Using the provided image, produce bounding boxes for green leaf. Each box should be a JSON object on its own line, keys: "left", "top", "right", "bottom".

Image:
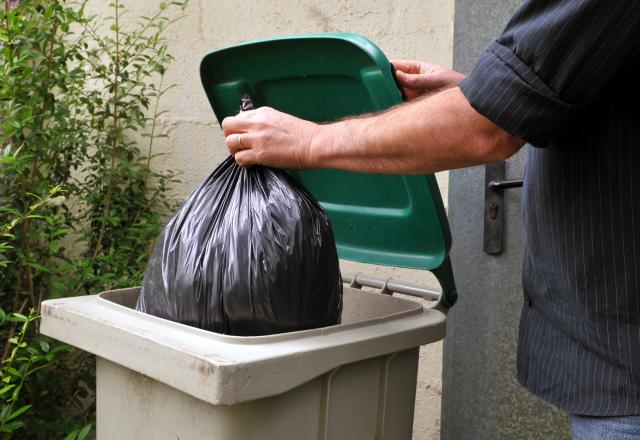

{"left": 4, "top": 368, "right": 21, "bottom": 378}
{"left": 6, "top": 404, "right": 31, "bottom": 422}
{"left": 0, "top": 405, "right": 8, "bottom": 422}
{"left": 0, "top": 156, "right": 16, "bottom": 165}
{"left": 38, "top": 340, "right": 50, "bottom": 353}
{"left": 0, "top": 385, "right": 15, "bottom": 395}
{"left": 78, "top": 423, "right": 92, "bottom": 440}
{"left": 11, "top": 313, "right": 27, "bottom": 322}
{"left": 26, "top": 261, "right": 50, "bottom": 273}
{"left": 11, "top": 384, "right": 22, "bottom": 401}
{"left": 63, "top": 429, "right": 79, "bottom": 440}
{"left": 0, "top": 420, "right": 24, "bottom": 432}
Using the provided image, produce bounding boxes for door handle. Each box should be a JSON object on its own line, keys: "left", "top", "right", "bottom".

{"left": 488, "top": 179, "right": 523, "bottom": 191}
{"left": 483, "top": 162, "right": 523, "bottom": 255}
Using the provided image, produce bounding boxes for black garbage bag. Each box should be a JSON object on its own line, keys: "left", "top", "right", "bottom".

{"left": 136, "top": 99, "right": 342, "bottom": 336}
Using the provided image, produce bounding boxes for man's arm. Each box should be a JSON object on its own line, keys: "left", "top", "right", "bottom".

{"left": 222, "top": 86, "right": 524, "bottom": 174}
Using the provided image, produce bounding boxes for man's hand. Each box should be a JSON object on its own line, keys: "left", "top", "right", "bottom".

{"left": 392, "top": 60, "right": 465, "bottom": 100}
{"left": 222, "top": 107, "right": 319, "bottom": 169}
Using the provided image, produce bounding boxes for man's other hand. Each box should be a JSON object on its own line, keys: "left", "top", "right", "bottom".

{"left": 222, "top": 106, "right": 318, "bottom": 169}
{"left": 392, "top": 60, "right": 465, "bottom": 100}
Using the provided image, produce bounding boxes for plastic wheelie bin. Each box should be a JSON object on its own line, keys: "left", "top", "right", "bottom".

{"left": 40, "top": 33, "right": 457, "bottom": 440}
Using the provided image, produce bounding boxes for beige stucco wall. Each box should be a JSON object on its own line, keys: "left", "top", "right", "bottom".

{"left": 89, "top": 1, "right": 454, "bottom": 439}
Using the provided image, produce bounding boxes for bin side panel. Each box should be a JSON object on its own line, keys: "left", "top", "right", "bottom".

{"left": 323, "top": 348, "right": 418, "bottom": 440}
{"left": 97, "top": 358, "right": 323, "bottom": 440}
{"left": 96, "top": 351, "right": 420, "bottom": 440}
{"left": 324, "top": 357, "right": 381, "bottom": 439}
{"left": 383, "top": 348, "right": 419, "bottom": 440}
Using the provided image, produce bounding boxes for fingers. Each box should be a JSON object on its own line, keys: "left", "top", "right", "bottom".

{"left": 395, "top": 70, "right": 458, "bottom": 92}
{"left": 395, "top": 71, "right": 446, "bottom": 91}
{"left": 222, "top": 107, "right": 271, "bottom": 157}
{"left": 221, "top": 109, "right": 259, "bottom": 135}
{"left": 225, "top": 132, "right": 253, "bottom": 155}
{"left": 233, "top": 149, "right": 257, "bottom": 167}
{"left": 390, "top": 59, "right": 424, "bottom": 74}
{"left": 222, "top": 109, "right": 261, "bottom": 155}
{"left": 221, "top": 106, "right": 279, "bottom": 134}
{"left": 221, "top": 115, "right": 244, "bottom": 135}
{"left": 395, "top": 70, "right": 430, "bottom": 87}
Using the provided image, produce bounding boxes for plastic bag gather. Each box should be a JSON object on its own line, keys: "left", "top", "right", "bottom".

{"left": 136, "top": 99, "right": 342, "bottom": 336}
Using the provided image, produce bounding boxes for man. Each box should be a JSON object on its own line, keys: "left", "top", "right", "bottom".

{"left": 222, "top": 1, "right": 640, "bottom": 438}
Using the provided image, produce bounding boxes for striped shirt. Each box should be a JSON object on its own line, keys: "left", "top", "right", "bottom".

{"left": 460, "top": 1, "right": 640, "bottom": 416}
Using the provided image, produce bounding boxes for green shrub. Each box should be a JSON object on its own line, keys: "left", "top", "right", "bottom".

{"left": 0, "top": 0, "right": 187, "bottom": 437}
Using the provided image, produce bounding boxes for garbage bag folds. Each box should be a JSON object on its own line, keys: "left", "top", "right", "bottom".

{"left": 136, "top": 155, "right": 343, "bottom": 336}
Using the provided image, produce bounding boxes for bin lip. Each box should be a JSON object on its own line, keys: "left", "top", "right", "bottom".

{"left": 95, "top": 286, "right": 425, "bottom": 344}
{"left": 40, "top": 287, "right": 446, "bottom": 405}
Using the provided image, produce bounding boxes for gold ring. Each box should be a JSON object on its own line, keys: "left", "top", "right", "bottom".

{"left": 237, "top": 134, "right": 246, "bottom": 150}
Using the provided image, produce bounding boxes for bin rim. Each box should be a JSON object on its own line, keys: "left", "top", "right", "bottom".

{"left": 95, "top": 286, "right": 426, "bottom": 343}
{"left": 40, "top": 285, "right": 445, "bottom": 405}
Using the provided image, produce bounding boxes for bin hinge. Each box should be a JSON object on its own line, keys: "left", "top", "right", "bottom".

{"left": 341, "top": 271, "right": 440, "bottom": 301}
{"left": 483, "top": 161, "right": 523, "bottom": 255}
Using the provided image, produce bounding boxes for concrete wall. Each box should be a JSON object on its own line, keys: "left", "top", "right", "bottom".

{"left": 87, "top": 1, "right": 455, "bottom": 439}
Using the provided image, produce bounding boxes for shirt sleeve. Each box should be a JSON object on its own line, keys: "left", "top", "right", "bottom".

{"left": 459, "top": 0, "right": 640, "bottom": 147}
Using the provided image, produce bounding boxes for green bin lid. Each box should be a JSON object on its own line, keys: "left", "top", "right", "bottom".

{"left": 200, "top": 33, "right": 457, "bottom": 307}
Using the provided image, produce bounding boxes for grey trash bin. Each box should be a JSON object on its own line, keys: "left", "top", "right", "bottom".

{"left": 41, "top": 280, "right": 445, "bottom": 439}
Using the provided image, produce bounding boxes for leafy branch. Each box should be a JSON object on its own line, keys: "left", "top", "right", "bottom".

{"left": 0, "top": 0, "right": 188, "bottom": 437}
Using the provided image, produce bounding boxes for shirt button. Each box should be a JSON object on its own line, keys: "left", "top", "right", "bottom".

{"left": 525, "top": 296, "right": 532, "bottom": 307}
